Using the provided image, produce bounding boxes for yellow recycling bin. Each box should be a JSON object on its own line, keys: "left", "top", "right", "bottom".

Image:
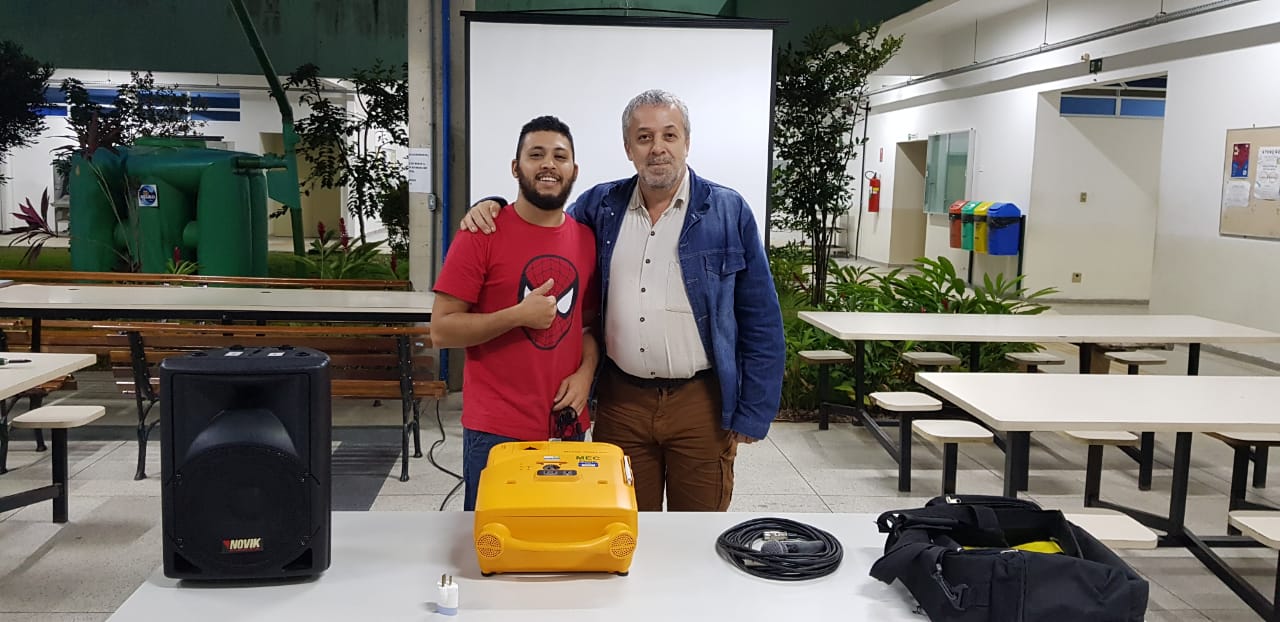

{"left": 973, "top": 202, "right": 993, "bottom": 253}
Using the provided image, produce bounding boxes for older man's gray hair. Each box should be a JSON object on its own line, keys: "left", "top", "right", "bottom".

{"left": 622, "top": 89, "right": 691, "bottom": 142}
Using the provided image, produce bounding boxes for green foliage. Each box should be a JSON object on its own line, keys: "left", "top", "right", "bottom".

{"left": 772, "top": 250, "right": 1058, "bottom": 412}
{"left": 286, "top": 61, "right": 408, "bottom": 242}
{"left": 290, "top": 220, "right": 395, "bottom": 280}
{"left": 8, "top": 188, "right": 59, "bottom": 266}
{"left": 165, "top": 258, "right": 200, "bottom": 276}
{"left": 0, "top": 41, "right": 54, "bottom": 183}
{"left": 380, "top": 180, "right": 410, "bottom": 260}
{"left": 772, "top": 24, "right": 902, "bottom": 306}
{"left": 53, "top": 72, "right": 208, "bottom": 176}
{"left": 165, "top": 245, "right": 199, "bottom": 275}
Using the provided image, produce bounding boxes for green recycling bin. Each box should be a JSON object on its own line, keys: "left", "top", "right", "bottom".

{"left": 960, "top": 202, "right": 978, "bottom": 251}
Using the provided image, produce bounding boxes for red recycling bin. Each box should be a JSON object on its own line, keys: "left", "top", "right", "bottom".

{"left": 948, "top": 200, "right": 967, "bottom": 249}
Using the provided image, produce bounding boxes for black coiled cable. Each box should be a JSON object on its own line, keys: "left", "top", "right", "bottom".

{"left": 715, "top": 517, "right": 844, "bottom": 581}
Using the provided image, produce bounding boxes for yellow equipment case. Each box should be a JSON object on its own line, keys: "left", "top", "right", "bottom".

{"left": 474, "top": 441, "right": 638, "bottom": 576}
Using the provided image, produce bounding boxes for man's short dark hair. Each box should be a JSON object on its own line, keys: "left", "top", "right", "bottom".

{"left": 517, "top": 115, "right": 575, "bottom": 159}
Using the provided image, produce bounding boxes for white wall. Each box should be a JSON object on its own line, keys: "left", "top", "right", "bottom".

{"left": 857, "top": 86, "right": 1037, "bottom": 281}
{"left": 3, "top": 114, "right": 70, "bottom": 230}
{"left": 1151, "top": 41, "right": 1280, "bottom": 336}
{"left": 860, "top": 0, "right": 1280, "bottom": 316}
{"left": 1025, "top": 94, "right": 1163, "bottom": 300}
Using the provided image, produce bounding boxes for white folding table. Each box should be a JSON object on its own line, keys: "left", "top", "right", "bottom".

{"left": 107, "top": 511, "right": 919, "bottom": 621}
{"left": 797, "top": 311, "right": 1280, "bottom": 493}
{"left": 0, "top": 284, "right": 435, "bottom": 347}
{"left": 917, "top": 371, "right": 1280, "bottom": 618}
{"left": 0, "top": 352, "right": 98, "bottom": 521}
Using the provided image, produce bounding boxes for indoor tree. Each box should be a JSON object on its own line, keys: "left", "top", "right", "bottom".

{"left": 772, "top": 24, "right": 902, "bottom": 306}
{"left": 0, "top": 41, "right": 54, "bottom": 184}
{"left": 285, "top": 60, "right": 408, "bottom": 253}
{"left": 53, "top": 71, "right": 208, "bottom": 175}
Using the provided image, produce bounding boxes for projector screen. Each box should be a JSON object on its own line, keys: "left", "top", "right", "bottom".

{"left": 466, "top": 15, "right": 776, "bottom": 235}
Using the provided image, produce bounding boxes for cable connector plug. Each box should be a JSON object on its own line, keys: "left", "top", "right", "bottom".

{"left": 437, "top": 573, "right": 458, "bottom": 616}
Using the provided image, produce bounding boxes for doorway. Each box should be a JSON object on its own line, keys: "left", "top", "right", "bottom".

{"left": 888, "top": 140, "right": 928, "bottom": 265}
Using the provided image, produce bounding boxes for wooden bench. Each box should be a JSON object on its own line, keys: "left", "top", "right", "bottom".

{"left": 94, "top": 322, "right": 446, "bottom": 482}
{"left": 0, "top": 405, "right": 105, "bottom": 523}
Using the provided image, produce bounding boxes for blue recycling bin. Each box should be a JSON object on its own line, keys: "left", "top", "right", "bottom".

{"left": 987, "top": 203, "right": 1022, "bottom": 256}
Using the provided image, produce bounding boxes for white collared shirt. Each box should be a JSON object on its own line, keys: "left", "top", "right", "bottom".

{"left": 606, "top": 169, "right": 711, "bottom": 379}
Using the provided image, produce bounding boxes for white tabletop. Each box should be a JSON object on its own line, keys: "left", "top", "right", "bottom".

{"left": 0, "top": 352, "right": 96, "bottom": 400}
{"left": 0, "top": 284, "right": 433, "bottom": 322}
{"left": 798, "top": 311, "right": 1280, "bottom": 344}
{"left": 108, "top": 511, "right": 919, "bottom": 622}
{"left": 917, "top": 372, "right": 1280, "bottom": 433}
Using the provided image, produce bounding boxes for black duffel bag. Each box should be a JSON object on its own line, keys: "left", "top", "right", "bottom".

{"left": 869, "top": 495, "right": 1149, "bottom": 621}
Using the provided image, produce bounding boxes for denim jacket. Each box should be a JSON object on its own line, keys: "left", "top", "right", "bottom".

{"left": 568, "top": 168, "right": 784, "bottom": 439}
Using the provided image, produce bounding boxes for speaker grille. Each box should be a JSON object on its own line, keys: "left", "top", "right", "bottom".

{"left": 171, "top": 444, "right": 314, "bottom": 573}
{"left": 476, "top": 533, "right": 503, "bottom": 558}
{"left": 610, "top": 534, "right": 636, "bottom": 559}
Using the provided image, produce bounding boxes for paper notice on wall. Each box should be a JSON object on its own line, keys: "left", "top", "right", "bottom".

{"left": 1224, "top": 180, "right": 1251, "bottom": 208}
{"left": 408, "top": 148, "right": 432, "bottom": 194}
{"left": 1255, "top": 146, "right": 1280, "bottom": 200}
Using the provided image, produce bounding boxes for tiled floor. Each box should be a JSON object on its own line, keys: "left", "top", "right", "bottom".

{"left": 4, "top": 312, "right": 1280, "bottom": 619}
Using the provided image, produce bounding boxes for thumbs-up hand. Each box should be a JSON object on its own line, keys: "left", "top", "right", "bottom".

{"left": 518, "top": 278, "right": 557, "bottom": 329}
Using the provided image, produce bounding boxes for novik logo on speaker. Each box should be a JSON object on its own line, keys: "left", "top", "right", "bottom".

{"left": 221, "top": 538, "right": 264, "bottom": 553}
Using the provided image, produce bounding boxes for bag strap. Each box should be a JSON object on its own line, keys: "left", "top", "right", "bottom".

{"left": 869, "top": 538, "right": 969, "bottom": 612}
{"left": 877, "top": 505, "right": 999, "bottom": 533}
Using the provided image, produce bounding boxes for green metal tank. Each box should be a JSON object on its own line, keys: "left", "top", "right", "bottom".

{"left": 70, "top": 137, "right": 284, "bottom": 276}
{"left": 68, "top": 149, "right": 129, "bottom": 272}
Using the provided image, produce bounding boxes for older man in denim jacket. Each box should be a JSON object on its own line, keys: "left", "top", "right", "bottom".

{"left": 463, "top": 90, "right": 784, "bottom": 511}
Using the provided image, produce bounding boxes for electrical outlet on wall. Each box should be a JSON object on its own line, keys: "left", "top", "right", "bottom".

{"left": 1071, "top": 272, "right": 1082, "bottom": 283}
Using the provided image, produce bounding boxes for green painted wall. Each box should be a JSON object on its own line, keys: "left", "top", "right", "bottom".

{"left": 474, "top": 0, "right": 930, "bottom": 48}
{"left": 0, "top": 0, "right": 928, "bottom": 77}
{"left": 0, "top": 0, "right": 407, "bottom": 76}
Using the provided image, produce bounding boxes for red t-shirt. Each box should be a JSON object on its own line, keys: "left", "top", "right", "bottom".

{"left": 433, "top": 205, "right": 597, "bottom": 440}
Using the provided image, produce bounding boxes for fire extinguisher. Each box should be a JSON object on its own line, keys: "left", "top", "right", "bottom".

{"left": 866, "top": 171, "right": 881, "bottom": 212}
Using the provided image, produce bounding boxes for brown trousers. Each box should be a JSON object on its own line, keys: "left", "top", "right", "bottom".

{"left": 592, "top": 364, "right": 736, "bottom": 511}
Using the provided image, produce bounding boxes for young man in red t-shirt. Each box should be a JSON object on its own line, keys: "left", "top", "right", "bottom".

{"left": 431, "top": 116, "right": 598, "bottom": 510}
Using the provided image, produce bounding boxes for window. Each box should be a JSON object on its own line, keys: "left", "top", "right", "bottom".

{"left": 924, "top": 129, "right": 973, "bottom": 215}
{"left": 1060, "top": 76, "right": 1166, "bottom": 119}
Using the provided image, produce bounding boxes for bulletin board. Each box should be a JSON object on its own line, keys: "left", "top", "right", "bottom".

{"left": 1220, "top": 126, "right": 1280, "bottom": 240}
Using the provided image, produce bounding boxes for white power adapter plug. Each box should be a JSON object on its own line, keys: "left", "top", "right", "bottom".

{"left": 437, "top": 573, "right": 459, "bottom": 616}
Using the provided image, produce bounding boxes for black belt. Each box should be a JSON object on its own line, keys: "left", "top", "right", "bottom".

{"left": 607, "top": 359, "right": 712, "bottom": 391}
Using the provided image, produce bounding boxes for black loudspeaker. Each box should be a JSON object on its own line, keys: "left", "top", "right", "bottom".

{"left": 160, "top": 346, "right": 331, "bottom": 580}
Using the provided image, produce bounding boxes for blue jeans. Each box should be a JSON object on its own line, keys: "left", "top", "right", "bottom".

{"left": 462, "top": 428, "right": 585, "bottom": 511}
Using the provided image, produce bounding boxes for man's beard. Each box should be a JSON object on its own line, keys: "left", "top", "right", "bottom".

{"left": 640, "top": 160, "right": 680, "bottom": 190}
{"left": 518, "top": 171, "right": 576, "bottom": 211}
